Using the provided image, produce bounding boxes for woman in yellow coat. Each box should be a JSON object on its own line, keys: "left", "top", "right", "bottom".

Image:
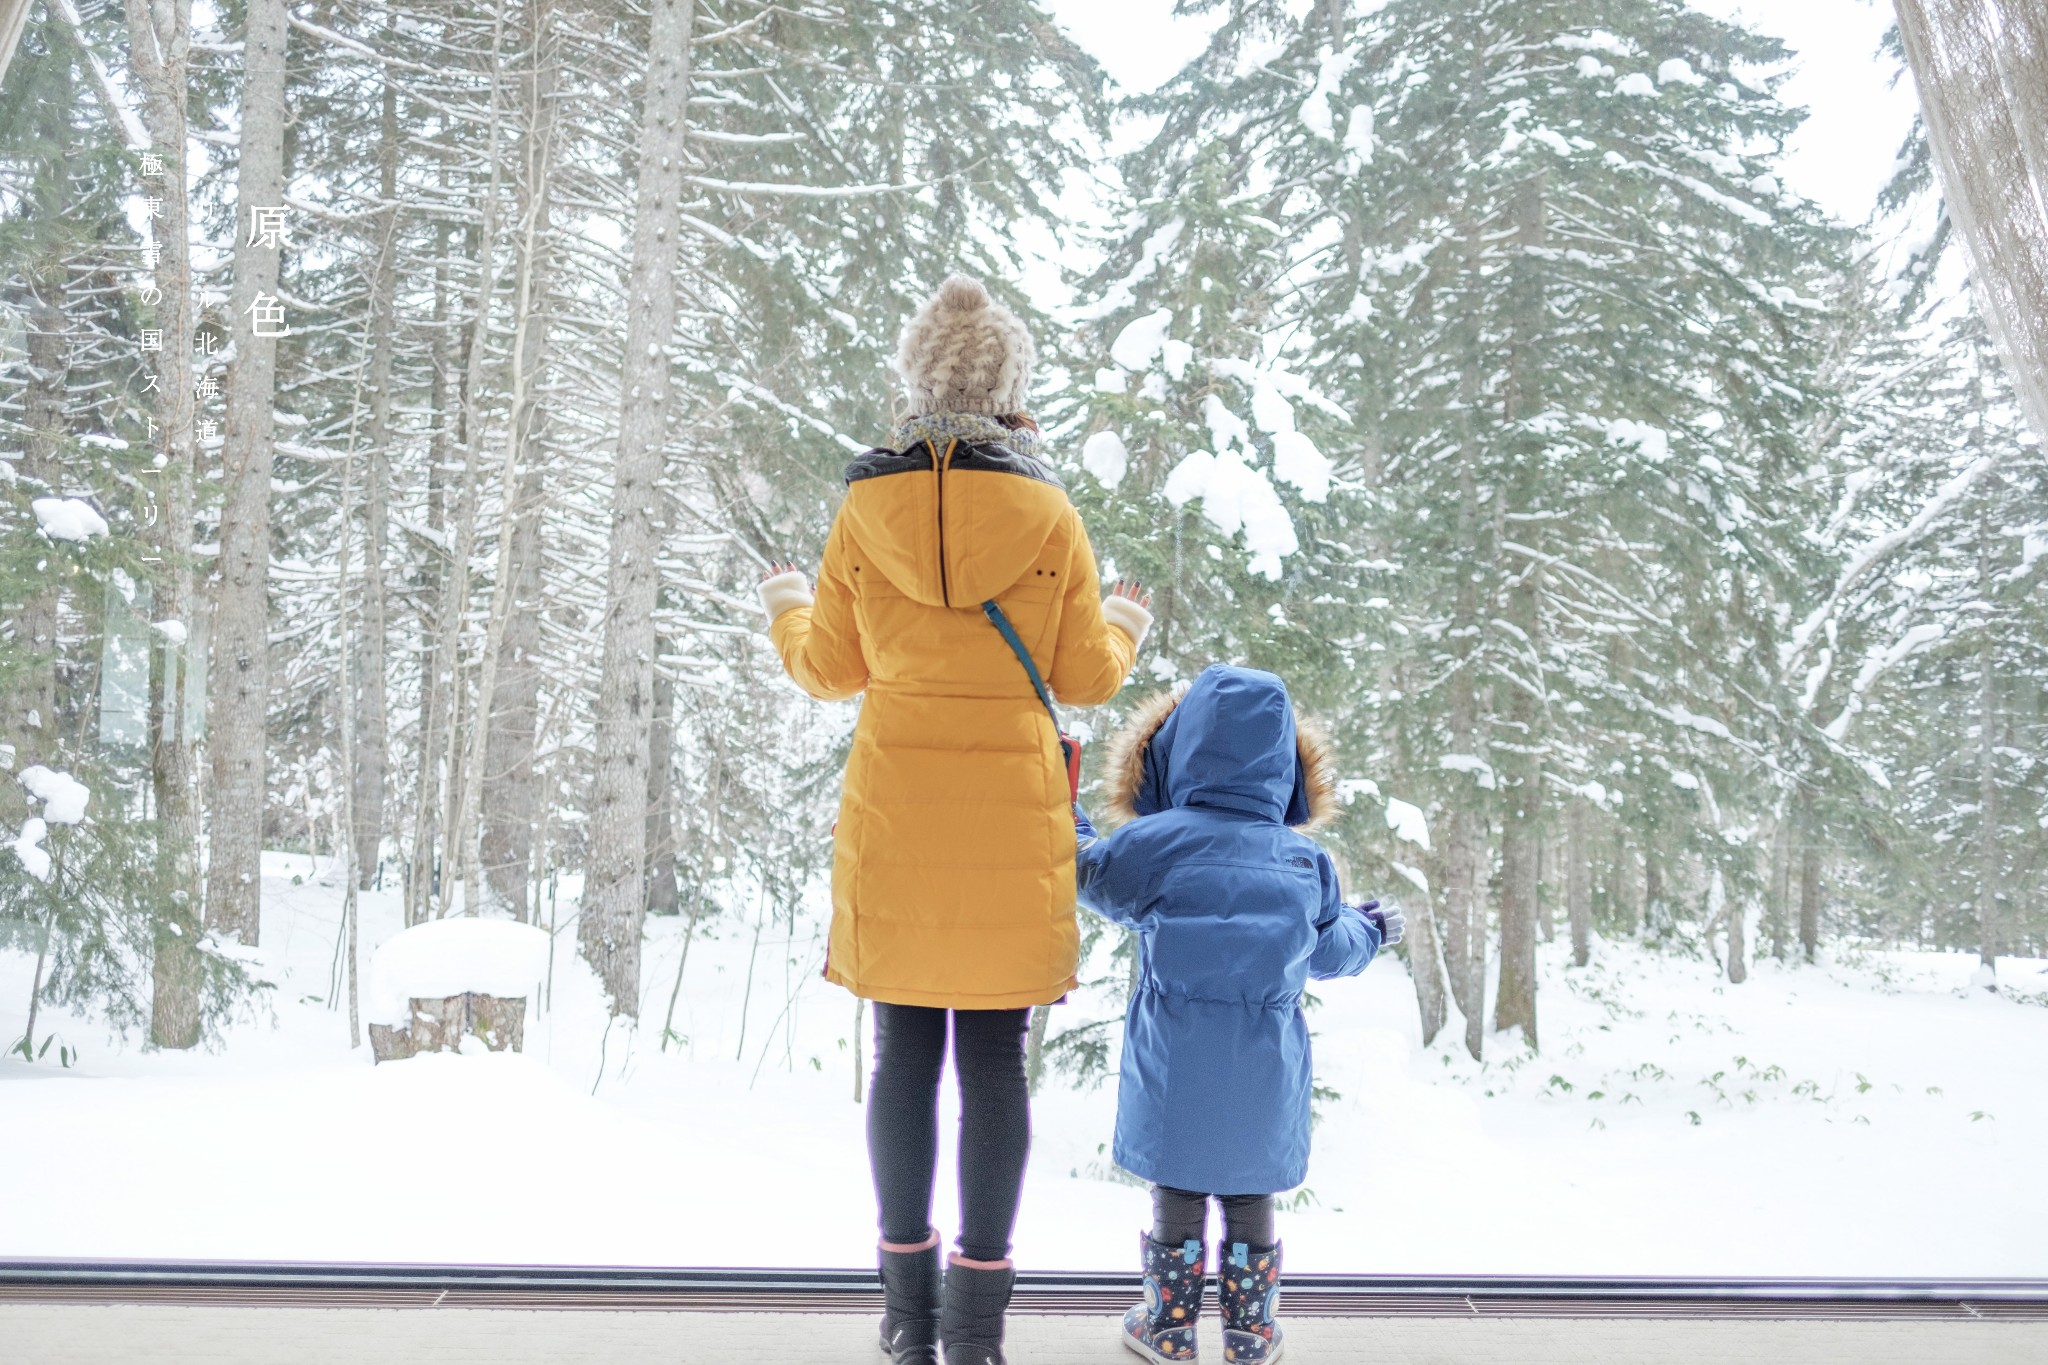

{"left": 759, "top": 275, "right": 1150, "bottom": 1365}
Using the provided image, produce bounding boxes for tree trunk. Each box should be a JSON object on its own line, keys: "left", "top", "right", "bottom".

{"left": 477, "top": 3, "right": 558, "bottom": 919}
{"left": 1724, "top": 868, "right": 1747, "bottom": 984}
{"left": 644, "top": 652, "right": 679, "bottom": 917}
{"left": 352, "top": 16, "right": 400, "bottom": 891}
{"left": 482, "top": 468, "right": 545, "bottom": 919}
{"left": 581, "top": 0, "right": 695, "bottom": 1015}
{"left": 126, "top": 0, "right": 204, "bottom": 1049}
{"left": 406, "top": 216, "right": 458, "bottom": 928}
{"left": 1493, "top": 570, "right": 1542, "bottom": 1051}
{"left": 1643, "top": 855, "right": 1663, "bottom": 940}
{"left": 1798, "top": 802, "right": 1821, "bottom": 964}
{"left": 1766, "top": 801, "right": 1792, "bottom": 960}
{"left": 6, "top": 267, "right": 66, "bottom": 818}
{"left": 1566, "top": 799, "right": 1591, "bottom": 968}
{"left": 1441, "top": 808, "right": 1485, "bottom": 1060}
{"left": 1976, "top": 504, "right": 2000, "bottom": 989}
{"left": 203, "top": 0, "right": 289, "bottom": 946}
{"left": 1404, "top": 886, "right": 1451, "bottom": 1047}
{"left": 454, "top": 0, "right": 558, "bottom": 917}
{"left": 1025, "top": 1001, "right": 1050, "bottom": 1094}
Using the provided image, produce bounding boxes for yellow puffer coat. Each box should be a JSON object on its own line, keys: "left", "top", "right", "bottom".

{"left": 769, "top": 437, "right": 1143, "bottom": 1008}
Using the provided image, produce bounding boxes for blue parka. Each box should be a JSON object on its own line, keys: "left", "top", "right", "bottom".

{"left": 1076, "top": 665, "right": 1381, "bottom": 1196}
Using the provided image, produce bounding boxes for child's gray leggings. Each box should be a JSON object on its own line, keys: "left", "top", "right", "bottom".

{"left": 1152, "top": 1185, "right": 1277, "bottom": 1248}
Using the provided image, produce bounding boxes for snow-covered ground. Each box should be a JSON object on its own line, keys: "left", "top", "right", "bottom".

{"left": 4, "top": 852, "right": 2045, "bottom": 1277}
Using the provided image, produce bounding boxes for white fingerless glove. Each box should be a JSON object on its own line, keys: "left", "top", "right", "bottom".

{"left": 758, "top": 570, "right": 814, "bottom": 621}
{"left": 1100, "top": 593, "right": 1154, "bottom": 650}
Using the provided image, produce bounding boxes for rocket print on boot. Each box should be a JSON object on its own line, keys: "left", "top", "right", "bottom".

{"left": 1217, "top": 1242, "right": 1284, "bottom": 1365}
{"left": 1121, "top": 1234, "right": 1204, "bottom": 1363}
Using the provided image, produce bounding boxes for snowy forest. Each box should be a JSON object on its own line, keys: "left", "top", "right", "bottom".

{"left": 3, "top": 0, "right": 2048, "bottom": 1271}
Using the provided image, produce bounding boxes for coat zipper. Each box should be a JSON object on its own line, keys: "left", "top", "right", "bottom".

{"left": 934, "top": 438, "right": 957, "bottom": 607}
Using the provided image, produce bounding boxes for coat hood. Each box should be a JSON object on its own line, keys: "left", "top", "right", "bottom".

{"left": 839, "top": 431, "right": 1069, "bottom": 608}
{"left": 1103, "top": 664, "right": 1339, "bottom": 830}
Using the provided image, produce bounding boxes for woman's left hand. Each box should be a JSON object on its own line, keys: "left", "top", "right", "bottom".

{"left": 758, "top": 560, "right": 814, "bottom": 620}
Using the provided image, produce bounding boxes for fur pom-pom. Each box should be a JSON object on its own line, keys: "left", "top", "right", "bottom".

{"left": 937, "top": 274, "right": 990, "bottom": 311}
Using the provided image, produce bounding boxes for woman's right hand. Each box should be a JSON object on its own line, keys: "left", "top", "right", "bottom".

{"left": 762, "top": 560, "right": 799, "bottom": 580}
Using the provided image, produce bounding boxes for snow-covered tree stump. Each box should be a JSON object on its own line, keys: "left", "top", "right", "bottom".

{"left": 365, "top": 919, "right": 548, "bottom": 1064}
{"left": 369, "top": 992, "right": 529, "bottom": 1062}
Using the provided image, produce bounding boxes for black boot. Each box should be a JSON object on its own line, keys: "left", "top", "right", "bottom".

{"left": 940, "top": 1257, "right": 1017, "bottom": 1365}
{"left": 878, "top": 1239, "right": 943, "bottom": 1365}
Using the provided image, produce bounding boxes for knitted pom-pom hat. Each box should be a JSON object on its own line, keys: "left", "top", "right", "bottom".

{"left": 894, "top": 274, "right": 1035, "bottom": 416}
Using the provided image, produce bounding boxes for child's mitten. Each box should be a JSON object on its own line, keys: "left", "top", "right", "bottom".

{"left": 1361, "top": 901, "right": 1405, "bottom": 947}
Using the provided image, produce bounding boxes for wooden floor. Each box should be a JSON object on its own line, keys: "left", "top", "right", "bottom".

{"left": 6, "top": 1305, "right": 2047, "bottom": 1364}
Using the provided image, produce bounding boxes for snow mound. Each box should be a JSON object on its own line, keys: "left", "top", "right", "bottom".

{"left": 1657, "top": 58, "right": 1706, "bottom": 87}
{"left": 1202, "top": 394, "right": 1251, "bottom": 453}
{"left": 1606, "top": 418, "right": 1671, "bottom": 462}
{"left": 1110, "top": 309, "right": 1172, "bottom": 372}
{"left": 1615, "top": 72, "right": 1657, "bottom": 98}
{"left": 32, "top": 497, "right": 109, "bottom": 542}
{"left": 367, "top": 918, "right": 550, "bottom": 1027}
{"left": 20, "top": 766, "right": 89, "bottom": 824}
{"left": 1272, "top": 431, "right": 1333, "bottom": 503}
{"left": 1081, "top": 430, "right": 1129, "bottom": 490}
{"left": 11, "top": 818, "right": 50, "bottom": 882}
{"left": 1384, "top": 797, "right": 1431, "bottom": 851}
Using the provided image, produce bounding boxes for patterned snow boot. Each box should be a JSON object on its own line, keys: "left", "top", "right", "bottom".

{"left": 1121, "top": 1233, "right": 1205, "bottom": 1362}
{"left": 940, "top": 1256, "right": 1017, "bottom": 1365}
{"left": 1217, "top": 1240, "right": 1284, "bottom": 1365}
{"left": 878, "top": 1237, "right": 943, "bottom": 1365}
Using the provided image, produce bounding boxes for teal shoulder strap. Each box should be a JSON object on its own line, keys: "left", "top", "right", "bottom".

{"left": 980, "top": 599, "right": 1059, "bottom": 727}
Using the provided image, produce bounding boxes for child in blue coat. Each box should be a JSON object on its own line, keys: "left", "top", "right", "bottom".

{"left": 1075, "top": 665, "right": 1403, "bottom": 1365}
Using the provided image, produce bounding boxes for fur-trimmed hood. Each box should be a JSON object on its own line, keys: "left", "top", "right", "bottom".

{"left": 1101, "top": 664, "right": 1339, "bottom": 831}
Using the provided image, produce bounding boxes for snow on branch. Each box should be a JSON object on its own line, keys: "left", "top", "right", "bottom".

{"left": 1784, "top": 451, "right": 2000, "bottom": 681}
{"left": 686, "top": 175, "right": 935, "bottom": 199}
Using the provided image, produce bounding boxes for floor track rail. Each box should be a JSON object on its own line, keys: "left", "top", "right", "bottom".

{"left": 4, "top": 1261, "right": 2046, "bottom": 1321}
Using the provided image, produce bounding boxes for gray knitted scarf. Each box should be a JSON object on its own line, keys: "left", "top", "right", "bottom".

{"left": 888, "top": 410, "right": 1044, "bottom": 462}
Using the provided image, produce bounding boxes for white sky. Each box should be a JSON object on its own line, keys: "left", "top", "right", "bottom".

{"left": 1042, "top": 0, "right": 1920, "bottom": 228}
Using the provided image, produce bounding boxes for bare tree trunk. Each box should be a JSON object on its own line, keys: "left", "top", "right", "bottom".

{"left": 430, "top": 27, "right": 512, "bottom": 918}
{"left": 1441, "top": 808, "right": 1484, "bottom": 1060}
{"left": 581, "top": 0, "right": 696, "bottom": 1015}
{"left": 126, "top": 0, "right": 204, "bottom": 1049}
{"left": 1976, "top": 504, "right": 2000, "bottom": 989}
{"left": 204, "top": 0, "right": 288, "bottom": 946}
{"left": 1643, "top": 855, "right": 1663, "bottom": 941}
{"left": 454, "top": 0, "right": 559, "bottom": 917}
{"left": 1766, "top": 800, "right": 1792, "bottom": 960}
{"left": 1725, "top": 868, "right": 1747, "bottom": 984}
{"left": 853, "top": 996, "right": 867, "bottom": 1103}
{"left": 406, "top": 216, "right": 458, "bottom": 928}
{"left": 1025, "top": 1002, "right": 1050, "bottom": 1094}
{"left": 1493, "top": 571, "right": 1542, "bottom": 1050}
{"left": 1893, "top": 0, "right": 2048, "bottom": 448}
{"left": 643, "top": 649, "right": 679, "bottom": 918}
{"left": 1404, "top": 886, "right": 1451, "bottom": 1047}
{"left": 6, "top": 267, "right": 66, "bottom": 819}
{"left": 1566, "top": 799, "right": 1591, "bottom": 968}
{"left": 352, "top": 17, "right": 400, "bottom": 891}
{"left": 1798, "top": 801, "right": 1821, "bottom": 964}
{"left": 482, "top": 467, "right": 546, "bottom": 919}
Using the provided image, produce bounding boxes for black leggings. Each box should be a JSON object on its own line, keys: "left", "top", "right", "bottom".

{"left": 868, "top": 1003, "right": 1033, "bottom": 1263}
{"left": 1152, "top": 1185, "right": 1277, "bottom": 1248}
